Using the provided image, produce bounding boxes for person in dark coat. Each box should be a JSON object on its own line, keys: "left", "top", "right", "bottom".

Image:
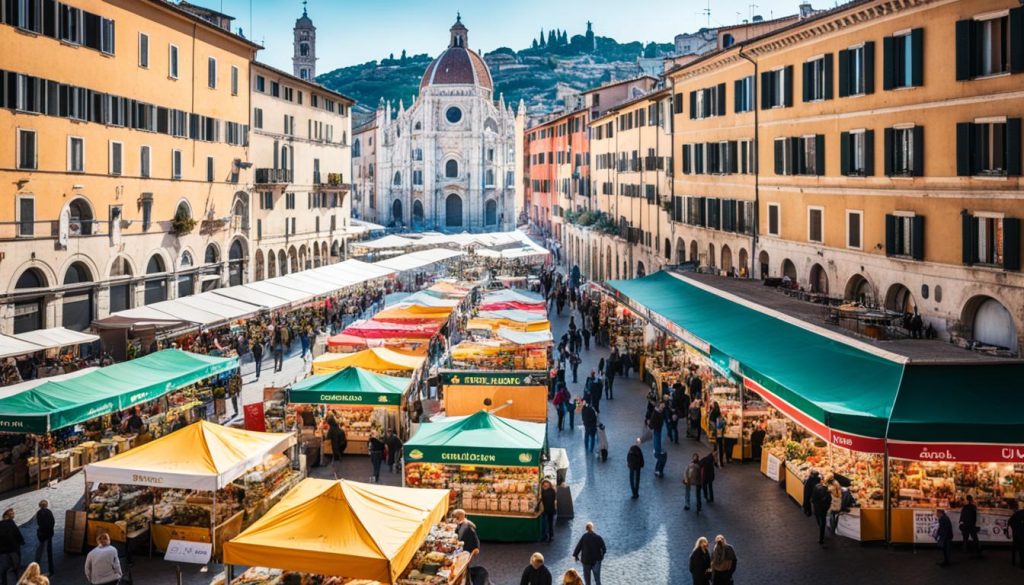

{"left": 368, "top": 431, "right": 386, "bottom": 483}
{"left": 453, "top": 509, "right": 480, "bottom": 558}
{"left": 689, "top": 536, "right": 711, "bottom": 585}
{"left": 587, "top": 374, "right": 602, "bottom": 413}
{"left": 811, "top": 479, "right": 832, "bottom": 545}
{"left": 1008, "top": 499, "right": 1024, "bottom": 567}
{"left": 604, "top": 352, "right": 617, "bottom": 400}
{"left": 325, "top": 416, "right": 347, "bottom": 478}
{"left": 626, "top": 439, "right": 644, "bottom": 499}
{"left": 540, "top": 479, "right": 557, "bottom": 542}
{"left": 0, "top": 508, "right": 24, "bottom": 585}
{"left": 520, "top": 552, "right": 553, "bottom": 585}
{"left": 749, "top": 424, "right": 766, "bottom": 461}
{"left": 581, "top": 402, "right": 598, "bottom": 454}
{"left": 33, "top": 501, "right": 54, "bottom": 576}
{"left": 959, "top": 494, "right": 981, "bottom": 556}
{"left": 802, "top": 470, "right": 821, "bottom": 517}
{"left": 385, "top": 430, "right": 403, "bottom": 473}
{"left": 250, "top": 336, "right": 264, "bottom": 379}
{"left": 935, "top": 509, "right": 954, "bottom": 567}
{"left": 700, "top": 453, "right": 717, "bottom": 503}
{"left": 572, "top": 522, "right": 606, "bottom": 585}
{"left": 709, "top": 534, "right": 737, "bottom": 585}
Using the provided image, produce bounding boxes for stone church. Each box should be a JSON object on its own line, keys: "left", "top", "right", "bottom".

{"left": 353, "top": 16, "right": 524, "bottom": 232}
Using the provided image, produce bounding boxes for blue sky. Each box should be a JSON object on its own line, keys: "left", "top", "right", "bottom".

{"left": 203, "top": 0, "right": 809, "bottom": 72}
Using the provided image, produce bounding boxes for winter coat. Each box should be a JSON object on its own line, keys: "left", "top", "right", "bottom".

{"left": 627, "top": 445, "right": 645, "bottom": 470}
{"left": 684, "top": 462, "right": 702, "bottom": 486}
{"left": 811, "top": 483, "right": 832, "bottom": 516}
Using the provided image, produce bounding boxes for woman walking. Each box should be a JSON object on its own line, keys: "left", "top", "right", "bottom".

{"left": 710, "top": 535, "right": 737, "bottom": 585}
{"left": 689, "top": 537, "right": 711, "bottom": 585}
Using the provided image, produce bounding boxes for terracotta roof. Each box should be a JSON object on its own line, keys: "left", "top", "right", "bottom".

{"left": 420, "top": 47, "right": 493, "bottom": 91}
{"left": 581, "top": 75, "right": 658, "bottom": 95}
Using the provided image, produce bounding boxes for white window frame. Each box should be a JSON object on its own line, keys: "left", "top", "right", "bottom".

{"left": 17, "top": 128, "right": 37, "bottom": 170}
{"left": 801, "top": 135, "right": 818, "bottom": 175}
{"left": 975, "top": 12, "right": 1011, "bottom": 78}
{"left": 230, "top": 65, "right": 239, "bottom": 96}
{"left": 975, "top": 116, "right": 1009, "bottom": 176}
{"left": 775, "top": 137, "right": 791, "bottom": 175}
{"left": 99, "top": 17, "right": 115, "bottom": 55}
{"left": 108, "top": 140, "right": 123, "bottom": 176}
{"left": 892, "top": 210, "right": 916, "bottom": 257}
{"left": 892, "top": 124, "right": 915, "bottom": 177}
{"left": 974, "top": 211, "right": 1005, "bottom": 266}
{"left": 767, "top": 202, "right": 781, "bottom": 236}
{"left": 845, "top": 209, "right": 863, "bottom": 250}
{"left": 138, "top": 32, "right": 149, "bottom": 68}
{"left": 59, "top": 4, "right": 83, "bottom": 45}
{"left": 850, "top": 129, "right": 867, "bottom": 176}
{"left": 140, "top": 145, "right": 151, "bottom": 178}
{"left": 807, "top": 206, "right": 825, "bottom": 243}
{"left": 16, "top": 195, "right": 35, "bottom": 238}
{"left": 172, "top": 149, "right": 182, "bottom": 180}
{"left": 207, "top": 57, "right": 217, "bottom": 89}
{"left": 772, "top": 67, "right": 787, "bottom": 108}
{"left": 67, "top": 136, "right": 85, "bottom": 173}
{"left": 806, "top": 55, "right": 828, "bottom": 101}
{"left": 168, "top": 44, "right": 179, "bottom": 79}
{"left": 848, "top": 44, "right": 866, "bottom": 96}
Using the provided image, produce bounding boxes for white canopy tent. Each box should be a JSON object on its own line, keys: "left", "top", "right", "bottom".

{"left": 481, "top": 289, "right": 545, "bottom": 304}
{"left": 496, "top": 327, "right": 554, "bottom": 345}
{"left": 0, "top": 335, "right": 45, "bottom": 360}
{"left": 375, "top": 248, "right": 464, "bottom": 272}
{"left": 355, "top": 235, "right": 416, "bottom": 250}
{"left": 12, "top": 327, "right": 98, "bottom": 350}
{"left": 173, "top": 293, "right": 262, "bottom": 323}
{"left": 477, "top": 310, "right": 549, "bottom": 323}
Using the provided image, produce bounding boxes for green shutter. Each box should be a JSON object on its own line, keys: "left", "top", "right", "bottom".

{"left": 912, "top": 126, "right": 924, "bottom": 177}
{"left": 824, "top": 54, "right": 834, "bottom": 100}
{"left": 955, "top": 19, "right": 974, "bottom": 80}
{"left": 689, "top": 91, "right": 697, "bottom": 120}
{"left": 761, "top": 71, "right": 772, "bottom": 109}
{"left": 838, "top": 49, "right": 850, "bottom": 97}
{"left": 784, "top": 65, "right": 793, "bottom": 107}
{"left": 815, "top": 134, "right": 825, "bottom": 176}
{"left": 882, "top": 36, "right": 895, "bottom": 90}
{"left": 885, "top": 214, "right": 896, "bottom": 256}
{"left": 883, "top": 128, "right": 894, "bottom": 176}
{"left": 864, "top": 129, "right": 875, "bottom": 176}
{"left": 956, "top": 122, "right": 973, "bottom": 176}
{"left": 911, "top": 216, "right": 925, "bottom": 261}
{"left": 1004, "top": 218, "right": 1021, "bottom": 271}
{"left": 1007, "top": 118, "right": 1021, "bottom": 177}
{"left": 864, "top": 41, "right": 876, "bottom": 94}
{"left": 961, "top": 213, "right": 976, "bottom": 265}
{"left": 774, "top": 140, "right": 784, "bottom": 175}
{"left": 840, "top": 132, "right": 851, "bottom": 175}
{"left": 910, "top": 28, "right": 924, "bottom": 86}
{"left": 1010, "top": 8, "right": 1024, "bottom": 74}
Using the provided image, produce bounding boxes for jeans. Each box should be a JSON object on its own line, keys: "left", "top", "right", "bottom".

{"left": 702, "top": 481, "right": 714, "bottom": 503}
{"left": 939, "top": 539, "right": 951, "bottom": 565}
{"left": 584, "top": 428, "right": 597, "bottom": 453}
{"left": 605, "top": 377, "right": 614, "bottom": 399}
{"left": 582, "top": 560, "right": 602, "bottom": 585}
{"left": 685, "top": 484, "right": 702, "bottom": 511}
{"left": 652, "top": 428, "right": 663, "bottom": 456}
{"left": 666, "top": 420, "right": 679, "bottom": 444}
{"left": 629, "top": 469, "right": 641, "bottom": 497}
{"left": 654, "top": 451, "right": 667, "bottom": 475}
{"left": 273, "top": 348, "right": 284, "bottom": 371}
{"left": 567, "top": 407, "right": 575, "bottom": 431}
{"left": 556, "top": 406, "right": 566, "bottom": 431}
{"left": 0, "top": 551, "right": 20, "bottom": 585}
{"left": 572, "top": 365, "right": 579, "bottom": 383}
{"left": 370, "top": 450, "right": 384, "bottom": 481}
{"left": 542, "top": 511, "right": 556, "bottom": 541}
{"left": 962, "top": 527, "right": 981, "bottom": 554}
{"left": 35, "top": 537, "right": 53, "bottom": 573}
{"left": 815, "top": 511, "right": 828, "bottom": 543}
{"left": 254, "top": 353, "right": 263, "bottom": 377}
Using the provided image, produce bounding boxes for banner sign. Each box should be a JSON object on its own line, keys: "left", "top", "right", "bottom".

{"left": 243, "top": 402, "right": 266, "bottom": 432}
{"left": 441, "top": 372, "right": 544, "bottom": 386}
{"left": 405, "top": 446, "right": 539, "bottom": 468}
{"left": 889, "top": 442, "right": 1024, "bottom": 464}
{"left": 288, "top": 390, "right": 401, "bottom": 406}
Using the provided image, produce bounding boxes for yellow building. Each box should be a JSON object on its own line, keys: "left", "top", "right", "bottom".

{"left": 0, "top": 0, "right": 258, "bottom": 333}
{"left": 664, "top": 0, "right": 1024, "bottom": 351}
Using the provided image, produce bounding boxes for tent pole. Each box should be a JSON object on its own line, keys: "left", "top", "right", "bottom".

{"left": 211, "top": 490, "right": 217, "bottom": 561}
{"left": 35, "top": 436, "right": 40, "bottom": 490}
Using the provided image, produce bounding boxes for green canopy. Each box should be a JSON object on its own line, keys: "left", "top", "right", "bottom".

{"left": 609, "top": 272, "right": 904, "bottom": 439}
{"left": 288, "top": 366, "right": 410, "bottom": 406}
{"left": 0, "top": 349, "right": 237, "bottom": 434}
{"left": 404, "top": 410, "right": 546, "bottom": 467}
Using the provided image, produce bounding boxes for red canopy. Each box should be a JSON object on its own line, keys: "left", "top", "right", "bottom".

{"left": 478, "top": 301, "right": 547, "bottom": 313}
{"left": 338, "top": 320, "right": 439, "bottom": 340}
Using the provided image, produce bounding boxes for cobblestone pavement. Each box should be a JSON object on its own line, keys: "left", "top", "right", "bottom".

{"left": 2, "top": 302, "right": 1021, "bottom": 584}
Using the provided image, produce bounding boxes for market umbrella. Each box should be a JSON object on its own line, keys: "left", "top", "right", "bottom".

{"left": 223, "top": 479, "right": 450, "bottom": 583}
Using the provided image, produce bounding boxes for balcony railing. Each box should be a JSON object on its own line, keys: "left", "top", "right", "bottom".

{"left": 255, "top": 168, "right": 293, "bottom": 185}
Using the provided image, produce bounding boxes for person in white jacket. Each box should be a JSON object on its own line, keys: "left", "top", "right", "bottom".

{"left": 84, "top": 534, "right": 121, "bottom": 585}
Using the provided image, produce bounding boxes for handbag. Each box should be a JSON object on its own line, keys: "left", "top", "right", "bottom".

{"left": 640, "top": 426, "right": 653, "bottom": 443}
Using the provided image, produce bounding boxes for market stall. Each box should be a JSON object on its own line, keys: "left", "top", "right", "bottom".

{"left": 404, "top": 410, "right": 547, "bottom": 541}
{"left": 223, "top": 479, "right": 467, "bottom": 585}
{"left": 440, "top": 371, "right": 548, "bottom": 423}
{"left": 477, "top": 290, "right": 546, "bottom": 314}
{"left": 449, "top": 329, "right": 551, "bottom": 372}
{"left": 467, "top": 312, "right": 550, "bottom": 334}
{"left": 83, "top": 421, "right": 299, "bottom": 555}
{"left": 288, "top": 367, "right": 412, "bottom": 454}
{"left": 311, "top": 347, "right": 425, "bottom": 376}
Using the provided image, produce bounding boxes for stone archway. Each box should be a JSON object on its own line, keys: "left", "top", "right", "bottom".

{"left": 781, "top": 258, "right": 797, "bottom": 281}
{"left": 676, "top": 238, "right": 685, "bottom": 264}
{"left": 885, "top": 283, "right": 915, "bottom": 313}
{"left": 738, "top": 249, "right": 748, "bottom": 277}
{"left": 707, "top": 243, "right": 716, "bottom": 269}
{"left": 254, "top": 249, "right": 265, "bottom": 281}
{"left": 720, "top": 245, "right": 733, "bottom": 274}
{"left": 809, "top": 263, "right": 829, "bottom": 294}
{"left": 758, "top": 251, "right": 770, "bottom": 279}
{"left": 689, "top": 241, "right": 698, "bottom": 264}
{"left": 961, "top": 295, "right": 1018, "bottom": 350}
{"left": 844, "top": 274, "right": 873, "bottom": 304}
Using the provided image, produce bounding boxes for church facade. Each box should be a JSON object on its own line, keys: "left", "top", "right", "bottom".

{"left": 352, "top": 17, "right": 523, "bottom": 233}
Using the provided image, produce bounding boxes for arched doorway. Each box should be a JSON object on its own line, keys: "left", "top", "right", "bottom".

{"left": 65, "top": 198, "right": 95, "bottom": 236}
{"left": 178, "top": 251, "right": 195, "bottom": 298}
{"left": 809, "top": 264, "right": 829, "bottom": 294}
{"left": 737, "top": 249, "right": 749, "bottom": 277}
{"left": 484, "top": 199, "right": 497, "bottom": 227}
{"left": 202, "top": 244, "right": 222, "bottom": 292}
{"left": 721, "top": 245, "right": 733, "bottom": 274}
{"left": 144, "top": 255, "right": 167, "bottom": 305}
{"left": 109, "top": 257, "right": 133, "bottom": 313}
{"left": 664, "top": 238, "right": 672, "bottom": 261}
{"left": 781, "top": 259, "right": 797, "bottom": 281}
{"left": 413, "top": 200, "right": 425, "bottom": 226}
{"left": 637, "top": 261, "right": 646, "bottom": 278}
{"left": 267, "top": 250, "right": 277, "bottom": 278}
{"left": 228, "top": 239, "right": 245, "bottom": 286}
{"left": 391, "top": 199, "right": 403, "bottom": 226}
{"left": 331, "top": 240, "right": 341, "bottom": 260}
{"left": 605, "top": 246, "right": 612, "bottom": 281}
{"left": 707, "top": 243, "right": 716, "bottom": 269}
{"left": 277, "top": 250, "right": 287, "bottom": 276}
{"left": 254, "top": 250, "right": 265, "bottom": 281}
{"left": 758, "top": 251, "right": 770, "bottom": 279}
{"left": 676, "top": 238, "right": 685, "bottom": 263}
{"left": 844, "top": 274, "right": 873, "bottom": 304}
{"left": 445, "top": 194, "right": 463, "bottom": 228}
{"left": 321, "top": 242, "right": 329, "bottom": 264}
{"left": 13, "top": 268, "right": 48, "bottom": 333}
{"left": 288, "top": 246, "right": 299, "bottom": 273}
{"left": 962, "top": 296, "right": 1018, "bottom": 350}
{"left": 885, "top": 284, "right": 915, "bottom": 313}
{"left": 299, "top": 245, "right": 308, "bottom": 271}
{"left": 312, "top": 244, "right": 321, "bottom": 268}
{"left": 689, "top": 241, "right": 698, "bottom": 264}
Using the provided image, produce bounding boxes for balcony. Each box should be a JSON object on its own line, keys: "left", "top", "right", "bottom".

{"left": 317, "top": 172, "right": 351, "bottom": 192}
{"left": 255, "top": 168, "right": 293, "bottom": 186}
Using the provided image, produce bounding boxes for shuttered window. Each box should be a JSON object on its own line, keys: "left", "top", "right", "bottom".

{"left": 956, "top": 119, "right": 1022, "bottom": 177}
{"left": 956, "top": 10, "right": 1024, "bottom": 80}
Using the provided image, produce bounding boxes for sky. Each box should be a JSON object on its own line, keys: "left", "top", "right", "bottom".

{"left": 201, "top": 0, "right": 808, "bottom": 72}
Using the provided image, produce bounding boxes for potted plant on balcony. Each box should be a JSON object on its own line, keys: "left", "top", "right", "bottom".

{"left": 171, "top": 205, "right": 196, "bottom": 236}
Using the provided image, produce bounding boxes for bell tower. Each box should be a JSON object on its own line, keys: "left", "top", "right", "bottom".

{"left": 293, "top": 1, "right": 316, "bottom": 80}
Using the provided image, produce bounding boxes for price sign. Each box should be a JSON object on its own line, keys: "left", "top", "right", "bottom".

{"left": 164, "top": 539, "right": 212, "bottom": 565}
{"left": 765, "top": 454, "right": 782, "bottom": 482}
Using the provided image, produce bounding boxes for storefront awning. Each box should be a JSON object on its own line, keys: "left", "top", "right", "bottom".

{"left": 0, "top": 334, "right": 45, "bottom": 359}
{"left": 84, "top": 420, "right": 294, "bottom": 490}
{"left": 0, "top": 349, "right": 238, "bottom": 433}
{"left": 375, "top": 248, "right": 464, "bottom": 272}
{"left": 609, "top": 271, "right": 903, "bottom": 442}
{"left": 224, "top": 479, "right": 450, "bottom": 583}
{"left": 12, "top": 327, "right": 99, "bottom": 350}
{"left": 311, "top": 347, "right": 425, "bottom": 375}
{"left": 404, "top": 410, "right": 547, "bottom": 467}
{"left": 172, "top": 292, "right": 262, "bottom": 323}
{"left": 289, "top": 366, "right": 411, "bottom": 405}
{"left": 496, "top": 327, "right": 554, "bottom": 346}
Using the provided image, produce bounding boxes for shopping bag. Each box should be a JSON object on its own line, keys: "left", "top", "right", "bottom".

{"left": 639, "top": 427, "right": 653, "bottom": 443}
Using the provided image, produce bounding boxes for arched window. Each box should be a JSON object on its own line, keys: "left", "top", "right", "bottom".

{"left": 392, "top": 199, "right": 403, "bottom": 225}
{"left": 300, "top": 42, "right": 310, "bottom": 57}
{"left": 204, "top": 245, "right": 219, "bottom": 265}
{"left": 67, "top": 198, "right": 94, "bottom": 236}
{"left": 413, "top": 200, "right": 425, "bottom": 222}
{"left": 484, "top": 118, "right": 498, "bottom": 133}
{"left": 254, "top": 249, "right": 265, "bottom": 281}
{"left": 414, "top": 122, "right": 422, "bottom": 131}
{"left": 13, "top": 268, "right": 48, "bottom": 333}
{"left": 445, "top": 194, "right": 463, "bottom": 227}
{"left": 368, "top": 163, "right": 375, "bottom": 178}
{"left": 180, "top": 251, "right": 194, "bottom": 269}
{"left": 144, "top": 255, "right": 167, "bottom": 305}
{"left": 352, "top": 139, "right": 361, "bottom": 157}
{"left": 445, "top": 159, "right": 458, "bottom": 178}
{"left": 484, "top": 199, "right": 497, "bottom": 226}
{"left": 109, "top": 257, "right": 133, "bottom": 313}
{"left": 393, "top": 171, "right": 402, "bottom": 186}
{"left": 61, "top": 262, "right": 94, "bottom": 331}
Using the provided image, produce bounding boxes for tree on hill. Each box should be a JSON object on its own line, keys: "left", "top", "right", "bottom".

{"left": 539, "top": 29, "right": 546, "bottom": 47}
{"left": 547, "top": 29, "right": 556, "bottom": 46}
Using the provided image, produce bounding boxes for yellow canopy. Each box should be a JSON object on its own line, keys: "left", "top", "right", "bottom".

{"left": 467, "top": 317, "right": 551, "bottom": 333}
{"left": 451, "top": 341, "right": 517, "bottom": 358}
{"left": 223, "top": 479, "right": 450, "bottom": 583}
{"left": 83, "top": 421, "right": 295, "bottom": 490}
{"left": 312, "top": 347, "right": 425, "bottom": 375}
{"left": 374, "top": 305, "right": 452, "bottom": 321}
{"left": 426, "top": 282, "right": 472, "bottom": 297}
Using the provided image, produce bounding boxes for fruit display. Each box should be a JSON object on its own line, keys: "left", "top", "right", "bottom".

{"left": 326, "top": 406, "right": 392, "bottom": 440}
{"left": 87, "top": 484, "right": 153, "bottom": 533}
{"left": 153, "top": 486, "right": 243, "bottom": 527}
{"left": 890, "top": 460, "right": 1024, "bottom": 510}
{"left": 405, "top": 463, "right": 539, "bottom": 516}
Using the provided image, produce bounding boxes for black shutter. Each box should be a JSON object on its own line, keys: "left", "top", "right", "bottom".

{"left": 911, "top": 126, "right": 924, "bottom": 177}
{"left": 802, "top": 62, "right": 812, "bottom": 102}
{"left": 728, "top": 141, "right": 738, "bottom": 174}
{"left": 695, "top": 144, "right": 704, "bottom": 174}
{"left": 883, "top": 127, "right": 894, "bottom": 176}
{"left": 1010, "top": 8, "right": 1024, "bottom": 74}
{"left": 673, "top": 93, "right": 682, "bottom": 114}
{"left": 884, "top": 214, "right": 896, "bottom": 256}
{"left": 84, "top": 12, "right": 101, "bottom": 50}
{"left": 955, "top": 19, "right": 974, "bottom": 80}
{"left": 783, "top": 65, "right": 793, "bottom": 107}
{"left": 790, "top": 137, "right": 801, "bottom": 174}
{"left": 864, "top": 41, "right": 876, "bottom": 94}
{"left": 823, "top": 54, "right": 834, "bottom": 100}
{"left": 689, "top": 91, "right": 697, "bottom": 120}
{"left": 840, "top": 132, "right": 851, "bottom": 175}
{"left": 717, "top": 83, "right": 726, "bottom": 115}
{"left": 910, "top": 28, "right": 924, "bottom": 86}
{"left": 5, "top": 0, "right": 19, "bottom": 26}
{"left": 682, "top": 144, "right": 691, "bottom": 174}
{"left": 814, "top": 134, "right": 825, "bottom": 176}
{"left": 972, "top": 123, "right": 987, "bottom": 177}
{"left": 911, "top": 216, "right": 925, "bottom": 261}
{"left": 761, "top": 71, "right": 772, "bottom": 109}
{"left": 838, "top": 49, "right": 850, "bottom": 97}
{"left": 956, "top": 122, "right": 973, "bottom": 176}
{"left": 774, "top": 140, "right": 784, "bottom": 175}
{"left": 1004, "top": 218, "right": 1021, "bottom": 271}
{"left": 864, "top": 129, "right": 875, "bottom": 176}
{"left": 734, "top": 79, "right": 742, "bottom": 112}
{"left": 697, "top": 197, "right": 706, "bottom": 226}
{"left": 42, "top": 0, "right": 55, "bottom": 37}
{"left": 1007, "top": 118, "right": 1021, "bottom": 177}
{"left": 962, "top": 213, "right": 976, "bottom": 265}
{"left": 882, "top": 36, "right": 895, "bottom": 90}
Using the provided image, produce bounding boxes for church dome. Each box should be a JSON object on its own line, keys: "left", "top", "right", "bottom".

{"left": 419, "top": 15, "right": 493, "bottom": 92}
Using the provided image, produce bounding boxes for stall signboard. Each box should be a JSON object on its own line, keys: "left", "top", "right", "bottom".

{"left": 289, "top": 389, "right": 402, "bottom": 406}
{"left": 889, "top": 442, "right": 1024, "bottom": 464}
{"left": 405, "top": 446, "right": 538, "bottom": 468}
{"left": 164, "top": 539, "right": 213, "bottom": 565}
{"left": 911, "top": 509, "right": 1013, "bottom": 544}
{"left": 441, "top": 372, "right": 545, "bottom": 386}
{"left": 243, "top": 403, "right": 266, "bottom": 432}
{"left": 913, "top": 510, "right": 937, "bottom": 544}
{"left": 765, "top": 454, "right": 782, "bottom": 482}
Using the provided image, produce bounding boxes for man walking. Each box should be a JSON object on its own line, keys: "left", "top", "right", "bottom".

{"left": 587, "top": 373, "right": 602, "bottom": 414}
{"left": 1009, "top": 499, "right": 1024, "bottom": 567}
{"left": 604, "top": 351, "right": 617, "bottom": 400}
{"left": 700, "top": 452, "right": 716, "bottom": 504}
{"left": 540, "top": 479, "right": 557, "bottom": 543}
{"left": 33, "top": 501, "right": 54, "bottom": 576}
{"left": 811, "top": 476, "right": 832, "bottom": 545}
{"left": 581, "top": 401, "right": 598, "bottom": 454}
{"left": 934, "top": 509, "right": 953, "bottom": 567}
{"left": 251, "top": 335, "right": 264, "bottom": 379}
{"left": 272, "top": 325, "right": 285, "bottom": 372}
{"left": 84, "top": 533, "right": 121, "bottom": 585}
{"left": 572, "top": 522, "right": 606, "bottom": 585}
{"left": 0, "top": 509, "right": 23, "bottom": 585}
{"left": 684, "top": 454, "right": 702, "bottom": 513}
{"left": 959, "top": 494, "right": 981, "bottom": 557}
{"left": 627, "top": 439, "right": 644, "bottom": 499}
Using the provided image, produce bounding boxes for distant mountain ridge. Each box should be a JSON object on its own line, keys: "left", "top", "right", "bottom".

{"left": 315, "top": 28, "right": 674, "bottom": 119}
